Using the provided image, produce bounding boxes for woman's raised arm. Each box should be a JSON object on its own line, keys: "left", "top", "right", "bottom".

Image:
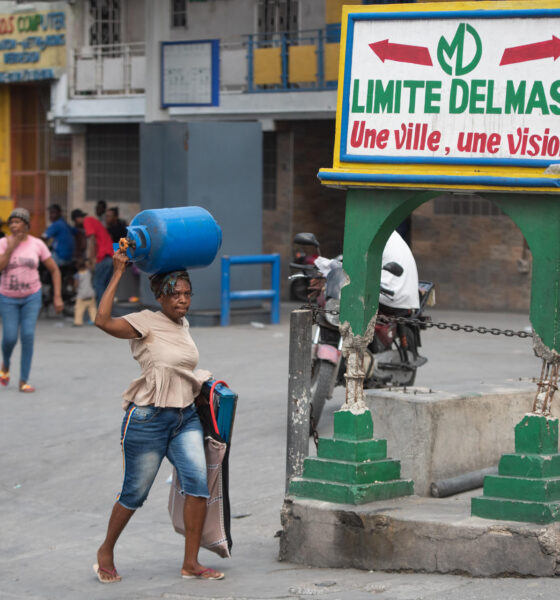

{"left": 95, "top": 250, "right": 140, "bottom": 339}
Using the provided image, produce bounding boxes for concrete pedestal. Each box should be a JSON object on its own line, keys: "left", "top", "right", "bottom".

{"left": 364, "top": 388, "right": 560, "bottom": 496}
{"left": 472, "top": 414, "right": 560, "bottom": 523}
{"left": 290, "top": 409, "right": 413, "bottom": 504}
{"left": 279, "top": 494, "right": 560, "bottom": 576}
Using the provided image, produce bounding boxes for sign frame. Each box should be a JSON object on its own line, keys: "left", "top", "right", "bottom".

{"left": 161, "top": 39, "right": 220, "bottom": 108}
{"left": 318, "top": 1, "right": 560, "bottom": 193}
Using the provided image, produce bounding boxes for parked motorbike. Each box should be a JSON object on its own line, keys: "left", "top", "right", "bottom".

{"left": 289, "top": 232, "right": 321, "bottom": 302}
{"left": 289, "top": 237, "right": 434, "bottom": 430}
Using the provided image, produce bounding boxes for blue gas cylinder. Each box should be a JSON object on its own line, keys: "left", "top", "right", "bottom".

{"left": 121, "top": 207, "right": 222, "bottom": 274}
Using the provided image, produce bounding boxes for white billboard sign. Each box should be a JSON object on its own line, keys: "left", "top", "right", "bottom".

{"left": 320, "top": 2, "right": 560, "bottom": 192}
{"left": 346, "top": 16, "right": 560, "bottom": 164}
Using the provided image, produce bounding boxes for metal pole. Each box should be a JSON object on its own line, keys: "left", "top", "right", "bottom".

{"left": 281, "top": 32, "right": 288, "bottom": 90}
{"left": 247, "top": 34, "right": 254, "bottom": 93}
{"left": 430, "top": 466, "right": 499, "bottom": 498}
{"left": 220, "top": 256, "right": 230, "bottom": 326}
{"left": 285, "top": 308, "right": 312, "bottom": 494}
{"left": 271, "top": 253, "right": 281, "bottom": 324}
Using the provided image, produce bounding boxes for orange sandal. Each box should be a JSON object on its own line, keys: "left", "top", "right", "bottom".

{"left": 0, "top": 370, "right": 9, "bottom": 386}
{"left": 19, "top": 383, "right": 35, "bottom": 393}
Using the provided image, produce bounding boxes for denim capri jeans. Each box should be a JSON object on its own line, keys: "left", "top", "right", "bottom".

{"left": 118, "top": 403, "right": 209, "bottom": 510}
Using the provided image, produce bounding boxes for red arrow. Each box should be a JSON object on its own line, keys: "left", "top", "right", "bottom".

{"left": 500, "top": 35, "right": 560, "bottom": 65}
{"left": 369, "top": 39, "right": 432, "bottom": 66}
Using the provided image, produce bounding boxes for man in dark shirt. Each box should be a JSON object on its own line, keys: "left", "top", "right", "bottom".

{"left": 105, "top": 207, "right": 128, "bottom": 243}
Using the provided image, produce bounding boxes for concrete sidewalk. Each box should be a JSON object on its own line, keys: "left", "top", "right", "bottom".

{"left": 1, "top": 304, "right": 559, "bottom": 599}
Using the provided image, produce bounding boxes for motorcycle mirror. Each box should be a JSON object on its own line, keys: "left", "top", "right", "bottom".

{"left": 382, "top": 261, "right": 404, "bottom": 277}
{"left": 293, "top": 232, "right": 320, "bottom": 248}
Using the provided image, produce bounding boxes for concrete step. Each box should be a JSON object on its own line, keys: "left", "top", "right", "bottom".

{"left": 289, "top": 476, "right": 413, "bottom": 504}
{"left": 302, "top": 456, "right": 401, "bottom": 484}
{"left": 280, "top": 493, "right": 560, "bottom": 576}
{"left": 471, "top": 494, "right": 560, "bottom": 524}
{"left": 499, "top": 452, "right": 560, "bottom": 478}
{"left": 318, "top": 437, "right": 388, "bottom": 462}
{"left": 483, "top": 475, "right": 560, "bottom": 503}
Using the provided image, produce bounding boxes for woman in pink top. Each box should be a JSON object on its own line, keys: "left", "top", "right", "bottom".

{"left": 0, "top": 208, "right": 63, "bottom": 392}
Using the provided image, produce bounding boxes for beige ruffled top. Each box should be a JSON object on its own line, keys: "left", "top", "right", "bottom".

{"left": 121, "top": 309, "right": 211, "bottom": 410}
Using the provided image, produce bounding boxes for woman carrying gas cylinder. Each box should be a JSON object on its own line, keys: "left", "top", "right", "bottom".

{"left": 93, "top": 248, "right": 224, "bottom": 583}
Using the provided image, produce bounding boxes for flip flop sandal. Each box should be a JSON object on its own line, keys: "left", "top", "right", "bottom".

{"left": 0, "top": 371, "right": 9, "bottom": 386}
{"left": 19, "top": 383, "right": 35, "bottom": 393}
{"left": 182, "top": 567, "right": 224, "bottom": 580}
{"left": 93, "top": 563, "right": 121, "bottom": 583}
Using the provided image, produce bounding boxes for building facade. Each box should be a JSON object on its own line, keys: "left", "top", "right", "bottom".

{"left": 0, "top": 0, "right": 532, "bottom": 311}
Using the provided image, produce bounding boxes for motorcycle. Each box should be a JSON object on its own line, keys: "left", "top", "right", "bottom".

{"left": 289, "top": 232, "right": 321, "bottom": 302}
{"left": 289, "top": 238, "right": 434, "bottom": 430}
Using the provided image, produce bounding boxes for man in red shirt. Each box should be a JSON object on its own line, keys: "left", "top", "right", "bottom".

{"left": 71, "top": 209, "right": 114, "bottom": 304}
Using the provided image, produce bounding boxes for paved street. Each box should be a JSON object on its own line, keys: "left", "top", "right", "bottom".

{"left": 1, "top": 303, "right": 558, "bottom": 599}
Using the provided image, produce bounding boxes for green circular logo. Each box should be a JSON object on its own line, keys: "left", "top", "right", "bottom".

{"left": 437, "top": 23, "right": 482, "bottom": 76}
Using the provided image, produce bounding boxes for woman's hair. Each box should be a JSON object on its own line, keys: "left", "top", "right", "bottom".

{"left": 149, "top": 270, "right": 191, "bottom": 299}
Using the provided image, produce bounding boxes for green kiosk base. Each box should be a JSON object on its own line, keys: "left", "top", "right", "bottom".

{"left": 472, "top": 414, "right": 560, "bottom": 524}
{"left": 289, "top": 409, "right": 413, "bottom": 504}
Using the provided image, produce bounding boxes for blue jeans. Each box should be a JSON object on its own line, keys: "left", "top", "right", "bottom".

{"left": 93, "top": 256, "right": 113, "bottom": 304}
{"left": 118, "top": 404, "right": 209, "bottom": 510}
{"left": 0, "top": 290, "right": 42, "bottom": 382}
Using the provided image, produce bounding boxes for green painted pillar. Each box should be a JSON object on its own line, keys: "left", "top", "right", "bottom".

{"left": 339, "top": 188, "right": 438, "bottom": 339}
{"left": 472, "top": 193, "right": 560, "bottom": 523}
{"left": 491, "top": 193, "right": 560, "bottom": 352}
{"left": 338, "top": 188, "right": 439, "bottom": 409}
{"left": 290, "top": 188, "right": 438, "bottom": 505}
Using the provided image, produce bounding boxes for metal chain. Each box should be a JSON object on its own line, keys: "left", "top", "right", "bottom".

{"left": 301, "top": 305, "right": 557, "bottom": 415}
{"left": 300, "top": 304, "right": 533, "bottom": 339}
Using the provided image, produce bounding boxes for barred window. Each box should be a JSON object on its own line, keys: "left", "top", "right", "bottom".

{"left": 263, "top": 132, "right": 277, "bottom": 210}
{"left": 86, "top": 124, "right": 139, "bottom": 203}
{"left": 89, "top": 0, "right": 121, "bottom": 47}
{"left": 171, "top": 0, "right": 188, "bottom": 28}
{"left": 49, "top": 132, "right": 72, "bottom": 167}
{"left": 257, "top": 0, "right": 299, "bottom": 42}
{"left": 434, "top": 194, "right": 504, "bottom": 217}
